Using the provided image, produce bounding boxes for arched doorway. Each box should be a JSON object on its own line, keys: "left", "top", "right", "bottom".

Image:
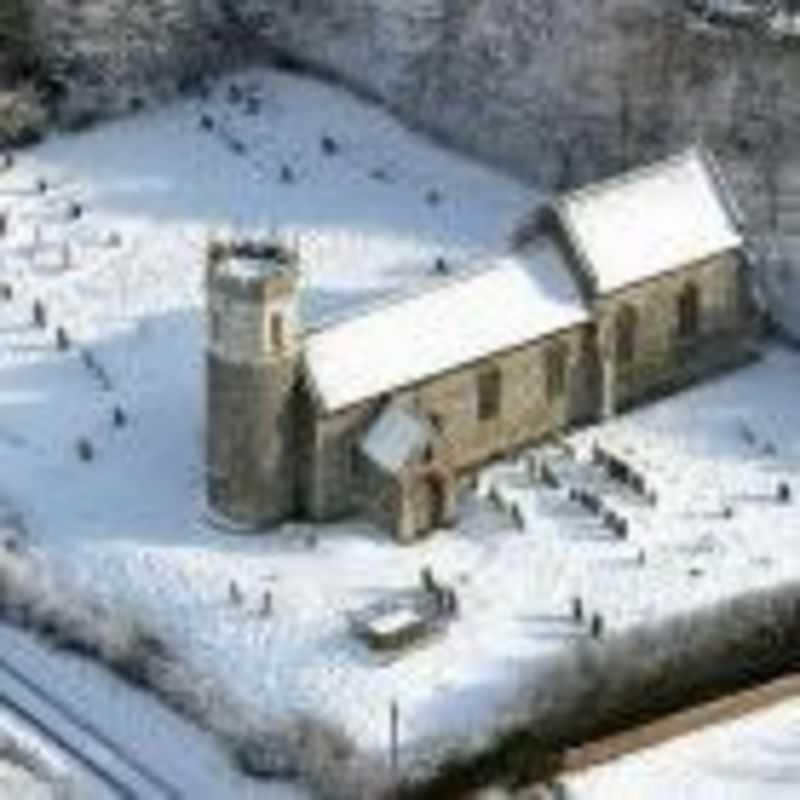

{"left": 412, "top": 471, "right": 450, "bottom": 539}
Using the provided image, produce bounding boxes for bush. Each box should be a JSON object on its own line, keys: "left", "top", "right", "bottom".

{"left": 103, "top": 626, "right": 170, "bottom": 687}
{"left": 54, "top": 88, "right": 102, "bottom": 133}
{"left": 0, "top": 728, "right": 77, "bottom": 800}
{"left": 401, "top": 579, "right": 800, "bottom": 797}
{"left": 0, "top": 86, "right": 47, "bottom": 148}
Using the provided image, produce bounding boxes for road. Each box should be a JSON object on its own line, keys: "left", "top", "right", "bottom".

{"left": 0, "top": 653, "right": 181, "bottom": 799}
{"left": 0, "top": 623, "right": 303, "bottom": 799}
{"left": 562, "top": 673, "right": 800, "bottom": 775}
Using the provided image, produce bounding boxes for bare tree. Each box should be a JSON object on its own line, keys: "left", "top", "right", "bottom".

{"left": 0, "top": 0, "right": 31, "bottom": 61}
{"left": 762, "top": 76, "right": 786, "bottom": 234}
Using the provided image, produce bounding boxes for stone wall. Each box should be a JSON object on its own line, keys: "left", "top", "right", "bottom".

{"left": 309, "top": 322, "right": 588, "bottom": 521}
{"left": 206, "top": 259, "right": 301, "bottom": 527}
{"left": 308, "top": 401, "right": 374, "bottom": 521}
{"left": 208, "top": 289, "right": 299, "bottom": 365}
{"left": 206, "top": 353, "right": 298, "bottom": 525}
{"left": 407, "top": 326, "right": 588, "bottom": 470}
{"left": 307, "top": 250, "right": 751, "bottom": 530}
{"left": 595, "top": 252, "right": 747, "bottom": 409}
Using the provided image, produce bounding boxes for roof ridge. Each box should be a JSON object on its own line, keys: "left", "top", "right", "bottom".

{"left": 557, "top": 145, "right": 701, "bottom": 209}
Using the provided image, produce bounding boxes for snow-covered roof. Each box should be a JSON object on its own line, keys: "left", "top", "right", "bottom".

{"left": 304, "top": 239, "right": 589, "bottom": 413}
{"left": 556, "top": 147, "right": 743, "bottom": 295}
{"left": 215, "top": 242, "right": 299, "bottom": 283}
{"left": 361, "top": 404, "right": 432, "bottom": 474}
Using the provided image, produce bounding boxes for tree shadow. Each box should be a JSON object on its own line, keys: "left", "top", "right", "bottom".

{"left": 18, "top": 70, "right": 520, "bottom": 259}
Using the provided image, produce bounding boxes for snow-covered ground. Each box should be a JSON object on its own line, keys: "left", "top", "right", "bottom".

{"left": 567, "top": 696, "right": 800, "bottom": 800}
{"left": 491, "top": 346, "right": 800, "bottom": 630}
{"left": 1, "top": 64, "right": 800, "bottom": 781}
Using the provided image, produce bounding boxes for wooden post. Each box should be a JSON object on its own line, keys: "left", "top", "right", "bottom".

{"left": 602, "top": 356, "right": 616, "bottom": 420}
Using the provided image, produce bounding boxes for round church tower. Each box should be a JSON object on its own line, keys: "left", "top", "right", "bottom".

{"left": 205, "top": 238, "right": 301, "bottom": 528}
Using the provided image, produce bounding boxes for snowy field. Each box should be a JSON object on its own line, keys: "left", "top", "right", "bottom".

{"left": 567, "top": 696, "right": 800, "bottom": 800}
{"left": 2, "top": 64, "right": 800, "bottom": 778}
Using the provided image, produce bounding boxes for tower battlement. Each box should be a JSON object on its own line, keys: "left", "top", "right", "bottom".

{"left": 206, "top": 238, "right": 299, "bottom": 301}
{"left": 206, "top": 236, "right": 301, "bottom": 365}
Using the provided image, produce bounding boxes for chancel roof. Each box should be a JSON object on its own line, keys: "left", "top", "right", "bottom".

{"left": 555, "top": 146, "right": 743, "bottom": 294}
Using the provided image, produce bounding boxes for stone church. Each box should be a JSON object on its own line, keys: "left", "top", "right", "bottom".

{"left": 206, "top": 146, "right": 756, "bottom": 542}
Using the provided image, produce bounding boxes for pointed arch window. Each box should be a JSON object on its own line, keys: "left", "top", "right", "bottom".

{"left": 677, "top": 282, "right": 701, "bottom": 339}
{"left": 616, "top": 305, "right": 638, "bottom": 366}
{"left": 270, "top": 312, "right": 285, "bottom": 352}
{"left": 477, "top": 365, "right": 502, "bottom": 421}
{"left": 545, "top": 342, "right": 568, "bottom": 402}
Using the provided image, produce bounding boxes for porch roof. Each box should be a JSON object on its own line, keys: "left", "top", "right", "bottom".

{"left": 361, "top": 404, "right": 433, "bottom": 475}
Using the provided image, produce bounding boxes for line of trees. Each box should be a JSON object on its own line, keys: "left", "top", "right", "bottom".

{"left": 0, "top": 0, "right": 35, "bottom": 85}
